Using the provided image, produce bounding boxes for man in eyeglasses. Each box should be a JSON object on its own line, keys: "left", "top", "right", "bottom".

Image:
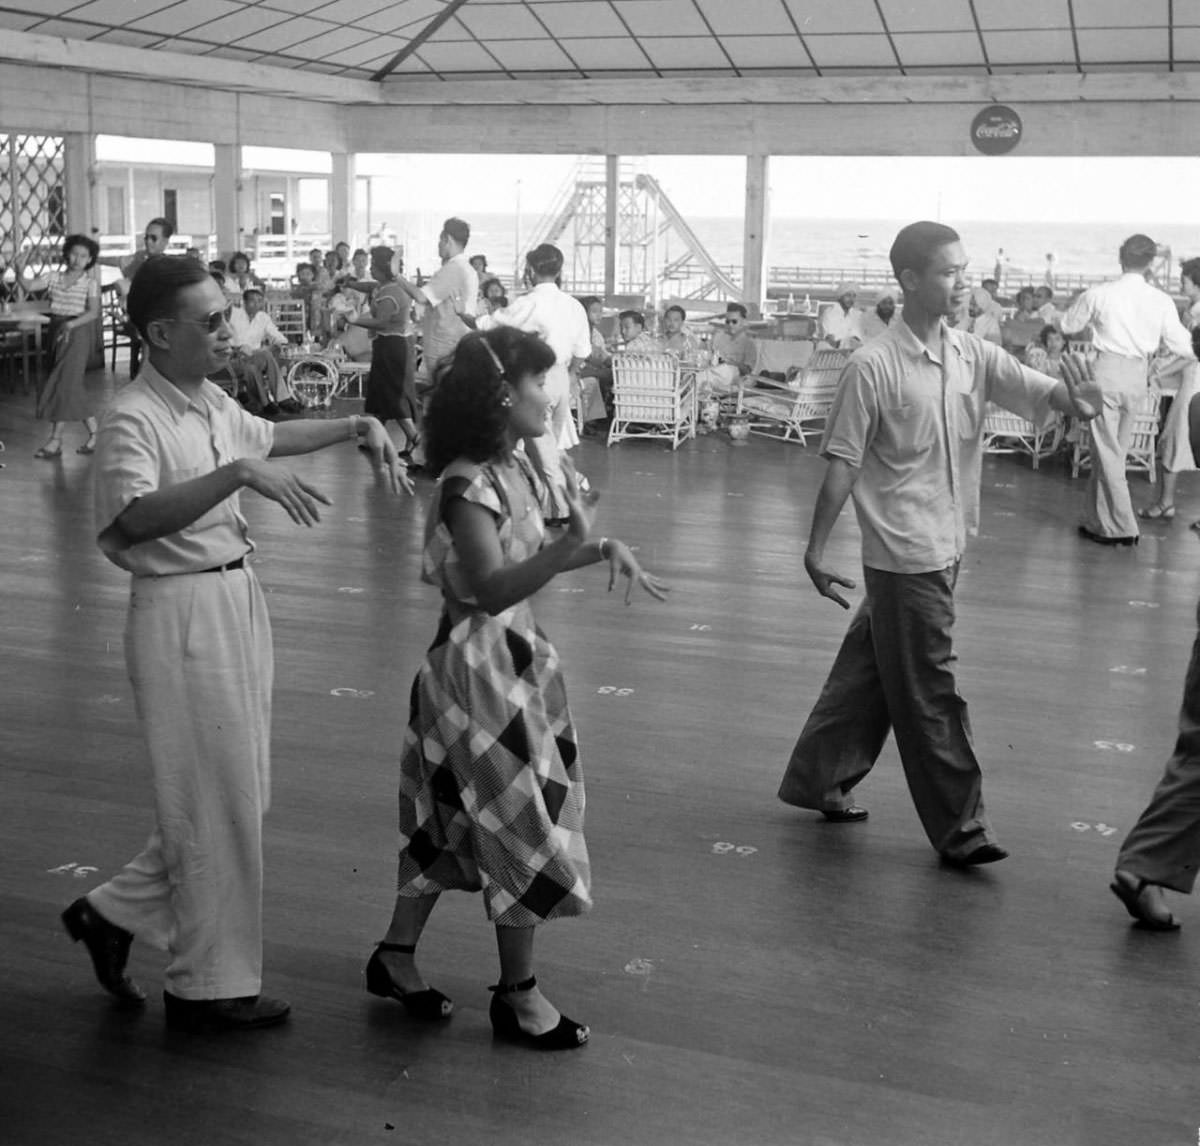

{"left": 105, "top": 217, "right": 175, "bottom": 378}
{"left": 61, "top": 255, "right": 410, "bottom": 1033}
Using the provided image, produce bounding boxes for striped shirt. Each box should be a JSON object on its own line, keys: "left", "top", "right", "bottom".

{"left": 48, "top": 268, "right": 97, "bottom": 318}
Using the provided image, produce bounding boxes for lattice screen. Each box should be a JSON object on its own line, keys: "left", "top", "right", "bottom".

{"left": 1, "top": 134, "right": 66, "bottom": 297}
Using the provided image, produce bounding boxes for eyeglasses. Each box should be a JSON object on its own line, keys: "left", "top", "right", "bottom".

{"left": 725, "top": 318, "right": 741, "bottom": 325}
{"left": 167, "top": 307, "right": 232, "bottom": 334}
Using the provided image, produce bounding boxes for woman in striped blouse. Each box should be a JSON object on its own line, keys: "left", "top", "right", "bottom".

{"left": 27, "top": 234, "right": 102, "bottom": 457}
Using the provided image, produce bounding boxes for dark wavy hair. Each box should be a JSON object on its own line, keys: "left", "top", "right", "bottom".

{"left": 62, "top": 233, "right": 99, "bottom": 268}
{"left": 127, "top": 254, "right": 211, "bottom": 340}
{"left": 425, "top": 327, "right": 556, "bottom": 477}
{"left": 370, "top": 246, "right": 396, "bottom": 281}
{"left": 229, "top": 251, "right": 252, "bottom": 275}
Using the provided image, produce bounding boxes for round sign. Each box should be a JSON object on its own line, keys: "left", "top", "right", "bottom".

{"left": 970, "top": 104, "right": 1022, "bottom": 156}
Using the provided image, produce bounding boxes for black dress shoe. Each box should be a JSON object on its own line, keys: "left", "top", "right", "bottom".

{"left": 1078, "top": 525, "right": 1138, "bottom": 547}
{"left": 61, "top": 897, "right": 146, "bottom": 1005}
{"left": 822, "top": 805, "right": 869, "bottom": 823}
{"left": 163, "top": 991, "right": 291, "bottom": 1032}
{"left": 941, "top": 843, "right": 1010, "bottom": 867}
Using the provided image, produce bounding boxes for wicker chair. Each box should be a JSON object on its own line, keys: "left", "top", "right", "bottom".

{"left": 607, "top": 352, "right": 695, "bottom": 449}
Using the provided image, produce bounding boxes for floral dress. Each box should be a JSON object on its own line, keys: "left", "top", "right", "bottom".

{"left": 393, "top": 454, "right": 591, "bottom": 926}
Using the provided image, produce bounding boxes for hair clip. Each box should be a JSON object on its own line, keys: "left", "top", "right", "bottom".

{"left": 478, "top": 335, "right": 507, "bottom": 379}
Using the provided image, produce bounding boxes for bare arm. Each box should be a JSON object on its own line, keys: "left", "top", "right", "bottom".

{"left": 270, "top": 414, "right": 411, "bottom": 494}
{"left": 804, "top": 456, "right": 860, "bottom": 609}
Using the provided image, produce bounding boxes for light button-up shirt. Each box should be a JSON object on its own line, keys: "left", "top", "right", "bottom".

{"left": 95, "top": 361, "right": 275, "bottom": 576}
{"left": 822, "top": 318, "right": 1058, "bottom": 574}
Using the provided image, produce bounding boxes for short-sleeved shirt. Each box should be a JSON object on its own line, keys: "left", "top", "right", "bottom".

{"left": 713, "top": 329, "right": 756, "bottom": 371}
{"left": 94, "top": 361, "right": 275, "bottom": 576}
{"left": 422, "top": 454, "right": 545, "bottom": 609}
{"left": 47, "top": 268, "right": 97, "bottom": 318}
{"left": 476, "top": 283, "right": 591, "bottom": 402}
{"left": 420, "top": 253, "right": 479, "bottom": 371}
{"left": 822, "top": 317, "right": 1058, "bottom": 575}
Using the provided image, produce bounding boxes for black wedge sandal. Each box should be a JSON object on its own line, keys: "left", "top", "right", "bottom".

{"left": 364, "top": 942, "right": 454, "bottom": 1019}
{"left": 488, "top": 975, "right": 589, "bottom": 1050}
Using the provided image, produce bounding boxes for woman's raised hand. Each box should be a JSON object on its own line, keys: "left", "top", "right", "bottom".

{"left": 561, "top": 469, "right": 594, "bottom": 547}
{"left": 603, "top": 539, "right": 669, "bottom": 605}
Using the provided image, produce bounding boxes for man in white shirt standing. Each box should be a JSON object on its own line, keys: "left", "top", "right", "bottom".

{"left": 1061, "top": 234, "right": 1194, "bottom": 545}
{"left": 466, "top": 243, "right": 591, "bottom": 522}
{"left": 393, "top": 217, "right": 478, "bottom": 388}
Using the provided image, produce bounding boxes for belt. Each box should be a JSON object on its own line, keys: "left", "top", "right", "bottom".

{"left": 198, "top": 556, "right": 246, "bottom": 574}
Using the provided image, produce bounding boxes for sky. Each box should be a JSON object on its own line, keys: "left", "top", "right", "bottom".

{"left": 97, "top": 136, "right": 1200, "bottom": 225}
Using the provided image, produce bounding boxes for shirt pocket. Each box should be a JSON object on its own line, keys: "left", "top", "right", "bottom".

{"left": 882, "top": 402, "right": 937, "bottom": 454}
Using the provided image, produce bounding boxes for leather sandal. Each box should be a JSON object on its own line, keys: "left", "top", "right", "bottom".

{"left": 1137, "top": 503, "right": 1175, "bottom": 520}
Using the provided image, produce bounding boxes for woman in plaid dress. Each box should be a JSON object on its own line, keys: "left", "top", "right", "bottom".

{"left": 366, "top": 326, "right": 667, "bottom": 1050}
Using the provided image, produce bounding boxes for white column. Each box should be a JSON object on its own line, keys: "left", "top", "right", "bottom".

{"left": 604, "top": 154, "right": 618, "bottom": 298}
{"left": 742, "top": 154, "right": 770, "bottom": 319}
{"left": 331, "top": 152, "right": 356, "bottom": 247}
{"left": 213, "top": 143, "right": 242, "bottom": 261}
{"left": 63, "top": 132, "right": 96, "bottom": 238}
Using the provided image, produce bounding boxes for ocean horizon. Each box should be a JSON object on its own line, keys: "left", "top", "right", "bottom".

{"left": 389, "top": 211, "right": 1200, "bottom": 287}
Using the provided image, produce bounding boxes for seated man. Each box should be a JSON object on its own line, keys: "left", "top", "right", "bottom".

{"left": 224, "top": 288, "right": 301, "bottom": 415}
{"left": 697, "top": 302, "right": 758, "bottom": 397}
{"left": 821, "top": 283, "right": 866, "bottom": 349}
{"left": 1033, "top": 285, "right": 1062, "bottom": 327}
{"left": 618, "top": 309, "right": 660, "bottom": 353}
{"left": 660, "top": 304, "right": 699, "bottom": 358}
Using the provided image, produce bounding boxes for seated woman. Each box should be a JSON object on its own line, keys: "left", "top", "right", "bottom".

{"left": 1024, "top": 324, "right": 1067, "bottom": 376}
{"left": 575, "top": 295, "right": 611, "bottom": 429}
{"left": 227, "top": 250, "right": 266, "bottom": 297}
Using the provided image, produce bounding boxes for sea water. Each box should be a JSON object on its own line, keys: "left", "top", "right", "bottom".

{"left": 393, "top": 211, "right": 1200, "bottom": 287}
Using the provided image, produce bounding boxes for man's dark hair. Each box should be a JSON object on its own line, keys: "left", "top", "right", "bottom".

{"left": 526, "top": 243, "right": 564, "bottom": 280}
{"left": 889, "top": 221, "right": 961, "bottom": 281}
{"left": 1119, "top": 234, "right": 1157, "bottom": 271}
{"left": 442, "top": 217, "right": 470, "bottom": 247}
{"left": 370, "top": 246, "right": 397, "bottom": 281}
{"left": 243, "top": 288, "right": 264, "bottom": 304}
{"left": 426, "top": 328, "right": 556, "bottom": 477}
{"left": 1181, "top": 257, "right": 1200, "bottom": 288}
{"left": 981, "top": 277, "right": 998, "bottom": 290}
{"left": 664, "top": 304, "right": 686, "bottom": 320}
{"left": 469, "top": 253, "right": 488, "bottom": 269}
{"left": 619, "top": 309, "right": 645, "bottom": 328}
{"left": 579, "top": 295, "right": 602, "bottom": 311}
{"left": 127, "top": 255, "right": 211, "bottom": 340}
{"left": 725, "top": 302, "right": 748, "bottom": 319}
{"left": 146, "top": 217, "right": 175, "bottom": 241}
{"left": 295, "top": 261, "right": 314, "bottom": 279}
{"left": 352, "top": 248, "right": 368, "bottom": 260}
{"left": 208, "top": 259, "right": 226, "bottom": 273}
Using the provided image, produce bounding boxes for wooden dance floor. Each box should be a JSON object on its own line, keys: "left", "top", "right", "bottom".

{"left": 2, "top": 380, "right": 1198, "bottom": 1146}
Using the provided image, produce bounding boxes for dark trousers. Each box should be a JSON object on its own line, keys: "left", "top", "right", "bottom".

{"left": 778, "top": 563, "right": 996, "bottom": 858}
{"left": 1116, "top": 599, "right": 1200, "bottom": 893}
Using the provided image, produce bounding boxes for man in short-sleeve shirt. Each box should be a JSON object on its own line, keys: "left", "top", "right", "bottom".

{"left": 777, "top": 221, "right": 1100, "bottom": 865}
{"left": 61, "top": 256, "right": 406, "bottom": 1032}
{"left": 393, "top": 217, "right": 478, "bottom": 386}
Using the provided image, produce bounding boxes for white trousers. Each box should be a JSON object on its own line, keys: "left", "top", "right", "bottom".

{"left": 1082, "top": 354, "right": 1148, "bottom": 539}
{"left": 88, "top": 567, "right": 273, "bottom": 1000}
{"left": 525, "top": 386, "right": 576, "bottom": 519}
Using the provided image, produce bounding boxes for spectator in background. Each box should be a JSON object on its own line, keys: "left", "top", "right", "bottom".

{"left": 469, "top": 254, "right": 488, "bottom": 281}
{"left": 1024, "top": 324, "right": 1067, "bottom": 377}
{"left": 1014, "top": 286, "right": 1040, "bottom": 320}
{"left": 226, "top": 288, "right": 301, "bottom": 415}
{"left": 23, "top": 234, "right": 103, "bottom": 457}
{"left": 577, "top": 295, "right": 612, "bottom": 430}
{"left": 113, "top": 217, "right": 175, "bottom": 377}
{"left": 660, "top": 304, "right": 698, "bottom": 358}
{"left": 227, "top": 251, "right": 266, "bottom": 297}
{"left": 821, "top": 283, "right": 866, "bottom": 350}
{"left": 291, "top": 262, "right": 323, "bottom": 341}
{"left": 1034, "top": 286, "right": 1061, "bottom": 327}
{"left": 618, "top": 310, "right": 658, "bottom": 353}
{"left": 967, "top": 286, "right": 1003, "bottom": 345}
{"left": 350, "top": 248, "right": 370, "bottom": 286}
{"left": 875, "top": 293, "right": 898, "bottom": 327}
{"left": 479, "top": 277, "right": 509, "bottom": 314}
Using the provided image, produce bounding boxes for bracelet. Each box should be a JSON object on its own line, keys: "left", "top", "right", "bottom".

{"left": 347, "top": 415, "right": 361, "bottom": 440}
{"left": 598, "top": 537, "right": 610, "bottom": 559}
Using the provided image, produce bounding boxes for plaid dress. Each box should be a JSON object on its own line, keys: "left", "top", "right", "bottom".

{"left": 394, "top": 454, "right": 592, "bottom": 926}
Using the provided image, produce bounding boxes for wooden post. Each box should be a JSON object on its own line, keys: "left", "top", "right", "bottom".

{"left": 213, "top": 143, "right": 241, "bottom": 262}
{"left": 604, "top": 154, "right": 618, "bottom": 299}
{"left": 742, "top": 154, "right": 769, "bottom": 319}
{"left": 330, "top": 151, "right": 356, "bottom": 248}
{"left": 63, "top": 132, "right": 96, "bottom": 239}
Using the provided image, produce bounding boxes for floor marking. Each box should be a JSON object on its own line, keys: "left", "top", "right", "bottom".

{"left": 330, "top": 687, "right": 375, "bottom": 699}
{"left": 1093, "top": 740, "right": 1135, "bottom": 752}
{"left": 596, "top": 686, "right": 635, "bottom": 696}
{"left": 1070, "top": 822, "right": 1119, "bottom": 837}
{"left": 337, "top": 587, "right": 365, "bottom": 594}
{"left": 711, "top": 842, "right": 758, "bottom": 856}
{"left": 345, "top": 516, "right": 366, "bottom": 523}
{"left": 46, "top": 862, "right": 99, "bottom": 877}
{"left": 1109, "top": 665, "right": 1147, "bottom": 675}
{"left": 993, "top": 511, "right": 1016, "bottom": 517}
{"left": 689, "top": 624, "right": 712, "bottom": 631}
{"left": 1128, "top": 601, "right": 1160, "bottom": 608}
{"left": 95, "top": 694, "right": 123, "bottom": 704}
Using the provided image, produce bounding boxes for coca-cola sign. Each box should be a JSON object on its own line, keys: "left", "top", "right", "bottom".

{"left": 970, "top": 104, "right": 1022, "bottom": 155}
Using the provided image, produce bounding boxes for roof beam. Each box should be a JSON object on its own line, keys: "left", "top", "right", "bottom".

{"left": 379, "top": 71, "right": 1200, "bottom": 107}
{"left": 0, "top": 30, "right": 382, "bottom": 106}
{"left": 371, "top": 0, "right": 473, "bottom": 81}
